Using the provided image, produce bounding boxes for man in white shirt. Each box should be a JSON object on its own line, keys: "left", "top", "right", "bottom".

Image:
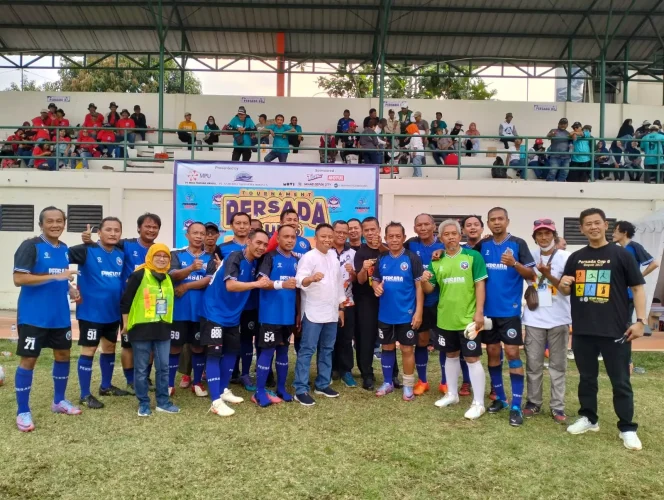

{"left": 407, "top": 123, "right": 425, "bottom": 178}
{"left": 522, "top": 218, "right": 571, "bottom": 424}
{"left": 294, "top": 223, "right": 346, "bottom": 406}
{"left": 498, "top": 112, "right": 518, "bottom": 149}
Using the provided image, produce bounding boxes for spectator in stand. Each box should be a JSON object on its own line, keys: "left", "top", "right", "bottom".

{"left": 641, "top": 124, "right": 664, "bottom": 183}
{"left": 610, "top": 139, "right": 625, "bottom": 169}
{"left": 363, "top": 108, "right": 378, "bottom": 128}
{"left": 177, "top": 112, "right": 198, "bottom": 150}
{"left": 433, "top": 128, "right": 454, "bottom": 165}
{"left": 14, "top": 129, "right": 33, "bottom": 165}
{"left": 97, "top": 128, "right": 118, "bottom": 158}
{"left": 32, "top": 109, "right": 50, "bottom": 129}
{"left": 499, "top": 112, "right": 518, "bottom": 148}
{"left": 131, "top": 105, "right": 147, "bottom": 140}
{"left": 624, "top": 140, "right": 644, "bottom": 181}
{"left": 265, "top": 114, "right": 291, "bottom": 163}
{"left": 32, "top": 142, "right": 56, "bottom": 171}
{"left": 568, "top": 123, "right": 593, "bottom": 183}
{"left": 411, "top": 112, "right": 430, "bottom": 159}
{"left": 47, "top": 103, "right": 58, "bottom": 123}
{"left": 2, "top": 130, "right": 22, "bottom": 167}
{"left": 84, "top": 104, "right": 104, "bottom": 137}
{"left": 431, "top": 112, "right": 448, "bottom": 135}
{"left": 203, "top": 116, "right": 220, "bottom": 151}
{"left": 360, "top": 118, "right": 380, "bottom": 165}
{"left": 77, "top": 129, "right": 97, "bottom": 169}
{"left": 116, "top": 109, "right": 136, "bottom": 157}
{"left": 55, "top": 129, "right": 76, "bottom": 169}
{"left": 33, "top": 125, "right": 51, "bottom": 144}
{"left": 340, "top": 121, "right": 358, "bottom": 164}
{"left": 288, "top": 116, "right": 303, "bottom": 154}
{"left": 398, "top": 105, "right": 412, "bottom": 132}
{"left": 406, "top": 123, "right": 424, "bottom": 178}
{"left": 465, "top": 122, "right": 480, "bottom": 156}
{"left": 617, "top": 119, "right": 634, "bottom": 140}
{"left": 385, "top": 109, "right": 399, "bottom": 135}
{"left": 450, "top": 120, "right": 463, "bottom": 143}
{"left": 507, "top": 137, "right": 527, "bottom": 178}
{"left": 256, "top": 114, "right": 270, "bottom": 147}
{"left": 51, "top": 109, "right": 70, "bottom": 139}
{"left": 594, "top": 140, "right": 613, "bottom": 180}
{"left": 227, "top": 106, "right": 256, "bottom": 162}
{"left": 546, "top": 118, "right": 573, "bottom": 182}
{"left": 635, "top": 120, "right": 650, "bottom": 139}
{"left": 528, "top": 138, "right": 549, "bottom": 179}
{"left": 337, "top": 109, "right": 353, "bottom": 135}
{"left": 319, "top": 129, "right": 337, "bottom": 164}
{"left": 107, "top": 102, "right": 120, "bottom": 127}
{"left": 654, "top": 120, "right": 664, "bottom": 136}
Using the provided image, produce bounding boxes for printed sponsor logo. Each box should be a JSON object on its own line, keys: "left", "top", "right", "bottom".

{"left": 212, "top": 193, "right": 223, "bottom": 206}
{"left": 328, "top": 175, "right": 344, "bottom": 181}
{"left": 235, "top": 172, "right": 254, "bottom": 182}
{"left": 328, "top": 196, "right": 341, "bottom": 211}
{"left": 307, "top": 174, "right": 323, "bottom": 181}
{"left": 507, "top": 328, "right": 518, "bottom": 339}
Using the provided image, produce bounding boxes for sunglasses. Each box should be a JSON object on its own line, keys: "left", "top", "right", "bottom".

{"left": 534, "top": 219, "right": 555, "bottom": 226}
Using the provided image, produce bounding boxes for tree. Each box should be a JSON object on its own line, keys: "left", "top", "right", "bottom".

{"left": 316, "top": 63, "right": 496, "bottom": 100}
{"left": 4, "top": 79, "right": 44, "bottom": 91}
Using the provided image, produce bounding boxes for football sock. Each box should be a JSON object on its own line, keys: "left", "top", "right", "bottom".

{"left": 467, "top": 360, "right": 486, "bottom": 405}
{"left": 99, "top": 353, "right": 115, "bottom": 390}
{"left": 460, "top": 357, "right": 470, "bottom": 384}
{"left": 489, "top": 364, "right": 507, "bottom": 402}
{"left": 510, "top": 372, "right": 525, "bottom": 410}
{"left": 255, "top": 348, "right": 275, "bottom": 394}
{"left": 168, "top": 354, "right": 180, "bottom": 388}
{"left": 275, "top": 345, "right": 290, "bottom": 399}
{"left": 77, "top": 355, "right": 94, "bottom": 398}
{"left": 15, "top": 366, "right": 34, "bottom": 414}
{"left": 123, "top": 367, "right": 134, "bottom": 385}
{"left": 414, "top": 346, "right": 428, "bottom": 383}
{"left": 380, "top": 349, "right": 396, "bottom": 386}
{"left": 192, "top": 352, "right": 206, "bottom": 385}
{"left": 439, "top": 350, "right": 447, "bottom": 385}
{"left": 52, "top": 360, "right": 70, "bottom": 404}
{"left": 220, "top": 354, "right": 238, "bottom": 392}
{"left": 444, "top": 356, "right": 461, "bottom": 396}
{"left": 240, "top": 338, "right": 254, "bottom": 377}
{"left": 206, "top": 356, "right": 222, "bottom": 402}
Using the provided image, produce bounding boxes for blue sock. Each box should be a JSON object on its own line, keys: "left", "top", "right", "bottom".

{"left": 489, "top": 364, "right": 507, "bottom": 402}
{"left": 206, "top": 356, "right": 222, "bottom": 402}
{"left": 255, "top": 348, "right": 274, "bottom": 406}
{"left": 241, "top": 339, "right": 254, "bottom": 376}
{"left": 220, "top": 354, "right": 237, "bottom": 392}
{"left": 77, "top": 355, "right": 94, "bottom": 398}
{"left": 192, "top": 352, "right": 205, "bottom": 385}
{"left": 123, "top": 367, "right": 134, "bottom": 385}
{"left": 499, "top": 348, "right": 504, "bottom": 363}
{"left": 15, "top": 366, "right": 34, "bottom": 415}
{"left": 510, "top": 372, "right": 525, "bottom": 410}
{"left": 99, "top": 353, "right": 115, "bottom": 390}
{"left": 168, "top": 354, "right": 180, "bottom": 388}
{"left": 275, "top": 345, "right": 290, "bottom": 398}
{"left": 381, "top": 350, "right": 396, "bottom": 385}
{"left": 414, "top": 346, "right": 428, "bottom": 383}
{"left": 439, "top": 350, "right": 447, "bottom": 385}
{"left": 232, "top": 357, "right": 240, "bottom": 378}
{"left": 53, "top": 360, "right": 70, "bottom": 404}
{"left": 460, "top": 358, "right": 470, "bottom": 384}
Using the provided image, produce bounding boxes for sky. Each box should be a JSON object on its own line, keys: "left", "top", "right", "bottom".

{"left": 0, "top": 58, "right": 555, "bottom": 101}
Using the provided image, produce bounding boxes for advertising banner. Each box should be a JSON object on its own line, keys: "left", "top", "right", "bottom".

{"left": 173, "top": 161, "right": 379, "bottom": 248}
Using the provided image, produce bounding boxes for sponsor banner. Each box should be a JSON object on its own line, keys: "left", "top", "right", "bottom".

{"left": 533, "top": 104, "right": 558, "bottom": 112}
{"left": 47, "top": 96, "right": 70, "bottom": 103}
{"left": 173, "top": 161, "right": 378, "bottom": 248}
{"left": 240, "top": 97, "right": 266, "bottom": 104}
{"left": 383, "top": 100, "right": 408, "bottom": 108}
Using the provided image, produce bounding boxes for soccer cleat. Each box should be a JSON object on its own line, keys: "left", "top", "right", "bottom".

{"left": 373, "top": 351, "right": 382, "bottom": 361}
{"left": 544, "top": 348, "right": 550, "bottom": 359}
{"left": 341, "top": 372, "right": 357, "bottom": 388}
{"left": 375, "top": 383, "right": 394, "bottom": 397}
{"left": 80, "top": 394, "right": 105, "bottom": 409}
{"left": 191, "top": 383, "right": 208, "bottom": 397}
{"left": 362, "top": 378, "right": 375, "bottom": 391}
{"left": 403, "top": 386, "right": 415, "bottom": 402}
{"left": 438, "top": 383, "right": 448, "bottom": 395}
{"left": 156, "top": 403, "right": 181, "bottom": 414}
{"left": 209, "top": 398, "right": 235, "bottom": 417}
{"left": 126, "top": 383, "right": 135, "bottom": 395}
{"left": 619, "top": 431, "right": 643, "bottom": 451}
{"left": 51, "top": 400, "right": 83, "bottom": 415}
{"left": 314, "top": 386, "right": 340, "bottom": 398}
{"left": 566, "top": 349, "right": 575, "bottom": 360}
{"left": 551, "top": 409, "right": 568, "bottom": 424}
{"left": 221, "top": 388, "right": 244, "bottom": 404}
{"left": 434, "top": 393, "right": 459, "bottom": 408}
{"left": 168, "top": 387, "right": 175, "bottom": 397}
{"left": 567, "top": 416, "right": 600, "bottom": 435}
{"left": 99, "top": 385, "right": 130, "bottom": 397}
{"left": 458, "top": 382, "right": 471, "bottom": 397}
{"left": 266, "top": 390, "right": 283, "bottom": 404}
{"left": 294, "top": 392, "right": 316, "bottom": 406}
{"left": 413, "top": 381, "right": 430, "bottom": 396}
{"left": 137, "top": 404, "right": 152, "bottom": 417}
{"left": 251, "top": 392, "right": 272, "bottom": 408}
{"left": 487, "top": 399, "right": 508, "bottom": 414}
{"left": 276, "top": 390, "right": 294, "bottom": 402}
{"left": 509, "top": 407, "right": 524, "bottom": 427}
{"left": 464, "top": 401, "right": 486, "bottom": 420}
{"left": 179, "top": 375, "right": 191, "bottom": 389}
{"left": 239, "top": 374, "right": 257, "bottom": 392}
{"left": 489, "top": 387, "right": 497, "bottom": 400}
{"left": 523, "top": 402, "right": 541, "bottom": 418}
{"left": 16, "top": 412, "right": 35, "bottom": 432}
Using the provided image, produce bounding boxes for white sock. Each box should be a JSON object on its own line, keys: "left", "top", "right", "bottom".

{"left": 467, "top": 360, "right": 486, "bottom": 406}
{"left": 444, "top": 356, "right": 461, "bottom": 396}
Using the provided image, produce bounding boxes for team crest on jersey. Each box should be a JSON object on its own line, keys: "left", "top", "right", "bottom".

{"left": 406, "top": 330, "right": 415, "bottom": 339}
{"left": 248, "top": 321, "right": 255, "bottom": 331}
{"left": 507, "top": 328, "right": 518, "bottom": 339}
{"left": 467, "top": 341, "right": 477, "bottom": 350}
{"left": 277, "top": 262, "right": 282, "bottom": 268}
{"left": 195, "top": 332, "right": 201, "bottom": 340}
{"left": 44, "top": 252, "right": 50, "bottom": 259}
{"left": 400, "top": 262, "right": 409, "bottom": 271}
{"left": 299, "top": 241, "right": 306, "bottom": 248}
{"left": 66, "top": 330, "right": 72, "bottom": 341}
{"left": 116, "top": 257, "right": 123, "bottom": 266}
{"left": 460, "top": 261, "right": 469, "bottom": 270}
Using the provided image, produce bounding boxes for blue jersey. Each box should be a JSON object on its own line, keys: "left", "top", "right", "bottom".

{"left": 292, "top": 236, "right": 312, "bottom": 259}
{"left": 624, "top": 241, "right": 653, "bottom": 299}
{"left": 405, "top": 237, "right": 445, "bottom": 307}
{"left": 201, "top": 250, "right": 257, "bottom": 327}
{"left": 14, "top": 235, "right": 71, "bottom": 328}
{"left": 69, "top": 243, "right": 124, "bottom": 324}
{"left": 475, "top": 234, "right": 535, "bottom": 318}
{"left": 216, "top": 239, "right": 258, "bottom": 310}
{"left": 119, "top": 238, "right": 151, "bottom": 288}
{"left": 258, "top": 249, "right": 298, "bottom": 325}
{"left": 373, "top": 249, "right": 424, "bottom": 324}
{"left": 170, "top": 249, "right": 214, "bottom": 322}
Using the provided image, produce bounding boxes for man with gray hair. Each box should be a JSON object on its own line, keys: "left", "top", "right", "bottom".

{"left": 411, "top": 111, "right": 430, "bottom": 153}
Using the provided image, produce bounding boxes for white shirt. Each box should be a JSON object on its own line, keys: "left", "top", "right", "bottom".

{"left": 522, "top": 247, "right": 572, "bottom": 329}
{"left": 409, "top": 133, "right": 424, "bottom": 157}
{"left": 500, "top": 121, "right": 516, "bottom": 137}
{"left": 334, "top": 245, "right": 356, "bottom": 307}
{"left": 296, "top": 247, "right": 346, "bottom": 323}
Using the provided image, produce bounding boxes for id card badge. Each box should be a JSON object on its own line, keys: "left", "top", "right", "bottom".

{"left": 156, "top": 298, "right": 168, "bottom": 315}
{"left": 538, "top": 287, "right": 553, "bottom": 307}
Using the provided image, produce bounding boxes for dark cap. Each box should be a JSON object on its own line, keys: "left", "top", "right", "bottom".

{"left": 109, "top": 101, "right": 117, "bottom": 108}
{"left": 48, "top": 103, "right": 57, "bottom": 109}
{"left": 558, "top": 117, "right": 568, "bottom": 123}
{"left": 572, "top": 121, "right": 582, "bottom": 128}
{"left": 88, "top": 103, "right": 97, "bottom": 109}
{"left": 238, "top": 106, "right": 247, "bottom": 114}
{"left": 204, "top": 221, "right": 219, "bottom": 232}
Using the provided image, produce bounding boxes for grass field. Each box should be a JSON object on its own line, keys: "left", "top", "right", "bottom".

{"left": 0, "top": 340, "right": 663, "bottom": 500}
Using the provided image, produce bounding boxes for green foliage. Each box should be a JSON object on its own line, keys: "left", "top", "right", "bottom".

{"left": 317, "top": 63, "right": 497, "bottom": 100}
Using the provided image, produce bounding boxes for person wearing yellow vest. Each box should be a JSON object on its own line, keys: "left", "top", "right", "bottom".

{"left": 120, "top": 243, "right": 179, "bottom": 417}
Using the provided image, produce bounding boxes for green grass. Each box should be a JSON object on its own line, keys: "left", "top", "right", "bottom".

{"left": 0, "top": 340, "right": 663, "bottom": 500}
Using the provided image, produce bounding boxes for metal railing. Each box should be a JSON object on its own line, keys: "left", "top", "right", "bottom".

{"left": 1, "top": 124, "right": 662, "bottom": 182}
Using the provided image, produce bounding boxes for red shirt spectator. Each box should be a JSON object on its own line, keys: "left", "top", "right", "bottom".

{"left": 117, "top": 117, "right": 136, "bottom": 129}
{"left": 84, "top": 113, "right": 104, "bottom": 128}
{"left": 32, "top": 144, "right": 50, "bottom": 168}
{"left": 51, "top": 109, "right": 70, "bottom": 131}
{"left": 5, "top": 132, "right": 22, "bottom": 153}
{"left": 97, "top": 129, "right": 116, "bottom": 144}
{"left": 34, "top": 128, "right": 51, "bottom": 142}
{"left": 32, "top": 110, "right": 51, "bottom": 129}
{"left": 78, "top": 133, "right": 97, "bottom": 152}
{"left": 107, "top": 102, "right": 120, "bottom": 127}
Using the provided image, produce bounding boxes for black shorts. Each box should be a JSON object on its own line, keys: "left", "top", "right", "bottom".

{"left": 482, "top": 316, "right": 523, "bottom": 346}
{"left": 418, "top": 305, "right": 438, "bottom": 334}
{"left": 377, "top": 321, "right": 417, "bottom": 346}
{"left": 170, "top": 320, "right": 202, "bottom": 347}
{"left": 200, "top": 318, "right": 240, "bottom": 356}
{"left": 240, "top": 309, "right": 259, "bottom": 340}
{"left": 77, "top": 320, "right": 120, "bottom": 347}
{"left": 433, "top": 327, "right": 482, "bottom": 357}
{"left": 257, "top": 324, "right": 292, "bottom": 349}
{"left": 16, "top": 324, "right": 72, "bottom": 357}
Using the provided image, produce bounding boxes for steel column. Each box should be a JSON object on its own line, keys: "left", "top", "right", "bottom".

{"left": 599, "top": 50, "right": 606, "bottom": 138}
{"left": 158, "top": 0, "right": 164, "bottom": 142}
{"left": 567, "top": 40, "right": 573, "bottom": 102}
{"left": 623, "top": 44, "right": 629, "bottom": 103}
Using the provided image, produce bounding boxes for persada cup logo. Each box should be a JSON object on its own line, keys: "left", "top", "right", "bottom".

{"left": 327, "top": 196, "right": 341, "bottom": 211}
{"left": 235, "top": 172, "right": 254, "bottom": 182}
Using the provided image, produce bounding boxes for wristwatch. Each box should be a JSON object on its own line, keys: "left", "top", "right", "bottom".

{"left": 636, "top": 318, "right": 646, "bottom": 325}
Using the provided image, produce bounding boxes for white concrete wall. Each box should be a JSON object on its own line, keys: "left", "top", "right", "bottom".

{"left": 1, "top": 169, "right": 664, "bottom": 310}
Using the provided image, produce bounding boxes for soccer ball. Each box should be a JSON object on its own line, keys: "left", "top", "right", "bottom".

{"left": 464, "top": 317, "right": 493, "bottom": 341}
{"left": 0, "top": 365, "right": 5, "bottom": 387}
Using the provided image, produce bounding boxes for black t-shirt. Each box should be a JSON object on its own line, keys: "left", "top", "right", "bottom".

{"left": 353, "top": 244, "right": 384, "bottom": 298}
{"left": 563, "top": 243, "right": 644, "bottom": 338}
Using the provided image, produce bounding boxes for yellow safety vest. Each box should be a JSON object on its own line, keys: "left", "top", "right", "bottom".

{"left": 127, "top": 269, "right": 174, "bottom": 331}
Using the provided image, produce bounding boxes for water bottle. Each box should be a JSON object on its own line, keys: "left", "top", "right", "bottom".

{"left": 10, "top": 323, "right": 17, "bottom": 343}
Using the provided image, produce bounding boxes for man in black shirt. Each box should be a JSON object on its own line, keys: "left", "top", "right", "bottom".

{"left": 130, "top": 105, "right": 147, "bottom": 140}
{"left": 559, "top": 208, "right": 645, "bottom": 451}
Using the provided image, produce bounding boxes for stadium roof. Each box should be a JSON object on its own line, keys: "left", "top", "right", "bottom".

{"left": 1, "top": 0, "right": 664, "bottom": 68}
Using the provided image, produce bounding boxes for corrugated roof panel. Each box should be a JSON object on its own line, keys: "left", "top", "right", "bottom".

{"left": 65, "top": 31, "right": 102, "bottom": 51}
{"left": 9, "top": 6, "right": 55, "bottom": 24}
{"left": 28, "top": 30, "right": 69, "bottom": 50}
{"left": 1, "top": 30, "right": 39, "bottom": 50}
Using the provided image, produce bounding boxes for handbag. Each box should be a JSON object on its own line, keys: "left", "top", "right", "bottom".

{"left": 524, "top": 250, "right": 557, "bottom": 311}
